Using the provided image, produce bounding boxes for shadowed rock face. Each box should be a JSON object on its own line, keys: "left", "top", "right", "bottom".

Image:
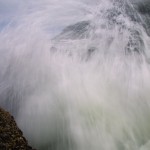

{"left": 0, "top": 107, "right": 36, "bottom": 150}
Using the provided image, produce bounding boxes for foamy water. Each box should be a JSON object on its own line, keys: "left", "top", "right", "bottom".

{"left": 0, "top": 0, "right": 150, "bottom": 150}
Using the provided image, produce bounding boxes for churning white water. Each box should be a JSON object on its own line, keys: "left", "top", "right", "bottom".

{"left": 0, "top": 0, "right": 150, "bottom": 149}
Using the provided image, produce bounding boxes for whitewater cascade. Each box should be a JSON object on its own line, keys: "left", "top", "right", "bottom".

{"left": 0, "top": 0, "right": 150, "bottom": 149}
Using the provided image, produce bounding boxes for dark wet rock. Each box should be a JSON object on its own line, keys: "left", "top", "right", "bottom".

{"left": 0, "top": 107, "right": 36, "bottom": 150}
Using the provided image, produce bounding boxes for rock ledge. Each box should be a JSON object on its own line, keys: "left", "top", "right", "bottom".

{"left": 0, "top": 107, "right": 36, "bottom": 150}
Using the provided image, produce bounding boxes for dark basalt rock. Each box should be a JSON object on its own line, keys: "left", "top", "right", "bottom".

{"left": 0, "top": 107, "right": 36, "bottom": 150}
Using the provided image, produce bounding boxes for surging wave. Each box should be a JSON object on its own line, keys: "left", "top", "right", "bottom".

{"left": 0, "top": 0, "right": 150, "bottom": 150}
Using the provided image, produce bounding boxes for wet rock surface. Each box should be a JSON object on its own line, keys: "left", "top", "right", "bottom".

{"left": 0, "top": 107, "right": 36, "bottom": 150}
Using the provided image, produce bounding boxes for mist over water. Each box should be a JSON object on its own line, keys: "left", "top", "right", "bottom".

{"left": 0, "top": 0, "right": 150, "bottom": 150}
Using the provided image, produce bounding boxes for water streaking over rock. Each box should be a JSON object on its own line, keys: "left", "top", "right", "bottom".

{"left": 0, "top": 0, "right": 150, "bottom": 150}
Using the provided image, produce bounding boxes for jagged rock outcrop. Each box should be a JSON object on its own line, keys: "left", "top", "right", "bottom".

{"left": 0, "top": 107, "right": 36, "bottom": 150}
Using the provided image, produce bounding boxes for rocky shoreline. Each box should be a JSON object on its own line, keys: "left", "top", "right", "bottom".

{"left": 0, "top": 107, "right": 36, "bottom": 150}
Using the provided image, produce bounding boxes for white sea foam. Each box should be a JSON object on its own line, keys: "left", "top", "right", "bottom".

{"left": 0, "top": 0, "right": 150, "bottom": 150}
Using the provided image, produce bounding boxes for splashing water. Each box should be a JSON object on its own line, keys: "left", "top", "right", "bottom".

{"left": 0, "top": 0, "right": 150, "bottom": 150}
